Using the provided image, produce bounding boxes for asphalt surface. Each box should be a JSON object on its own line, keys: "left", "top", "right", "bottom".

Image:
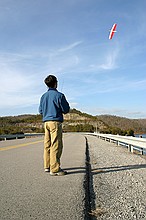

{"left": 1, "top": 133, "right": 146, "bottom": 220}
{"left": 0, "top": 133, "right": 87, "bottom": 220}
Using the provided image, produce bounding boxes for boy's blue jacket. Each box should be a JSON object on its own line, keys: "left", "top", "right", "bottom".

{"left": 39, "top": 88, "right": 70, "bottom": 122}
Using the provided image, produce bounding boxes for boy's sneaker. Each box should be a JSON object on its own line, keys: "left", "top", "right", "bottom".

{"left": 44, "top": 168, "right": 50, "bottom": 172}
{"left": 50, "top": 168, "right": 67, "bottom": 176}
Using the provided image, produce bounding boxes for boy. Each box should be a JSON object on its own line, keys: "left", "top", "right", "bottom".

{"left": 39, "top": 75, "right": 70, "bottom": 176}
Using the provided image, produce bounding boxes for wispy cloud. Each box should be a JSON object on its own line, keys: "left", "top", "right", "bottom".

{"left": 99, "top": 49, "right": 119, "bottom": 70}
{"left": 87, "top": 107, "right": 130, "bottom": 116}
{"left": 64, "top": 76, "right": 146, "bottom": 102}
{"left": 83, "top": 107, "right": 146, "bottom": 119}
{"left": 49, "top": 41, "right": 82, "bottom": 57}
{"left": 96, "top": 78, "right": 146, "bottom": 94}
{"left": 0, "top": 52, "right": 41, "bottom": 109}
{"left": 0, "top": 52, "right": 32, "bottom": 64}
{"left": 57, "top": 41, "right": 82, "bottom": 53}
{"left": 0, "top": 93, "right": 40, "bottom": 108}
{"left": 126, "top": 79, "right": 146, "bottom": 90}
{"left": 0, "top": 70, "right": 33, "bottom": 93}
{"left": 87, "top": 44, "right": 120, "bottom": 72}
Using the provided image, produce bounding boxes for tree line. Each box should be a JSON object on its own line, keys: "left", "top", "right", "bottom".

{"left": 1, "top": 109, "right": 144, "bottom": 136}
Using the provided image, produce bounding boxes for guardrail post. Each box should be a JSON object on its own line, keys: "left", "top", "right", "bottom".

{"left": 141, "top": 148, "right": 144, "bottom": 155}
{"left": 110, "top": 139, "right": 113, "bottom": 143}
{"left": 131, "top": 145, "right": 134, "bottom": 153}
{"left": 128, "top": 144, "right": 132, "bottom": 152}
{"left": 128, "top": 144, "right": 134, "bottom": 153}
{"left": 117, "top": 140, "right": 120, "bottom": 146}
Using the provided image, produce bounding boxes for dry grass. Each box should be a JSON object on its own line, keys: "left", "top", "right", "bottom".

{"left": 92, "top": 169, "right": 104, "bottom": 173}
{"left": 89, "top": 207, "right": 106, "bottom": 217}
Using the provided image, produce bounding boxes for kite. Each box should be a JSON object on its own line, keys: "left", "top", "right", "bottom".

{"left": 109, "top": 23, "right": 117, "bottom": 40}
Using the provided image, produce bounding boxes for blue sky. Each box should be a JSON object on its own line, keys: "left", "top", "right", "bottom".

{"left": 0, "top": 0, "right": 146, "bottom": 118}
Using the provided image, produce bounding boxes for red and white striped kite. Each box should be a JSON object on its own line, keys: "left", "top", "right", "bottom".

{"left": 109, "top": 23, "right": 117, "bottom": 40}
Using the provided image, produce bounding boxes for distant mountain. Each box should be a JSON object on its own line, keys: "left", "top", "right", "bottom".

{"left": 0, "top": 109, "right": 146, "bottom": 135}
{"left": 97, "top": 115, "right": 146, "bottom": 134}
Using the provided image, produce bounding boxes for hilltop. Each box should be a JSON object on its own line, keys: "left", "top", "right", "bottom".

{"left": 97, "top": 115, "right": 146, "bottom": 134}
{"left": 0, "top": 109, "right": 146, "bottom": 135}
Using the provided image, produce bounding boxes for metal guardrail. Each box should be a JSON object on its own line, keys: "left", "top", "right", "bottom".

{"left": 0, "top": 133, "right": 44, "bottom": 141}
{"left": 89, "top": 133, "right": 146, "bottom": 155}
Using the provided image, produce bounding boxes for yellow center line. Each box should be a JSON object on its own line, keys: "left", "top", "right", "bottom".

{"left": 0, "top": 140, "right": 43, "bottom": 151}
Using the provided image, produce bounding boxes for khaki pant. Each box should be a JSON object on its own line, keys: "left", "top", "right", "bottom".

{"left": 44, "top": 121, "right": 63, "bottom": 172}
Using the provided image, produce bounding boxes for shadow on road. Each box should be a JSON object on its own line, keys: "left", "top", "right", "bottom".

{"left": 64, "top": 166, "right": 86, "bottom": 175}
{"left": 91, "top": 164, "right": 146, "bottom": 175}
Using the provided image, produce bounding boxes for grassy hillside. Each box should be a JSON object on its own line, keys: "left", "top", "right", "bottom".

{"left": 0, "top": 109, "right": 146, "bottom": 135}
{"left": 97, "top": 115, "right": 146, "bottom": 134}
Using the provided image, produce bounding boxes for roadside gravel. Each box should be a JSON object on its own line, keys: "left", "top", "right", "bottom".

{"left": 85, "top": 135, "right": 146, "bottom": 220}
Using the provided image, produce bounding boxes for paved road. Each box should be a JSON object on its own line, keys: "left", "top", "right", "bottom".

{"left": 1, "top": 133, "right": 146, "bottom": 220}
{"left": 0, "top": 133, "right": 87, "bottom": 220}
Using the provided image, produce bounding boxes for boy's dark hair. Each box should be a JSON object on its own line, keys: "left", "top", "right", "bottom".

{"left": 44, "top": 75, "right": 57, "bottom": 88}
